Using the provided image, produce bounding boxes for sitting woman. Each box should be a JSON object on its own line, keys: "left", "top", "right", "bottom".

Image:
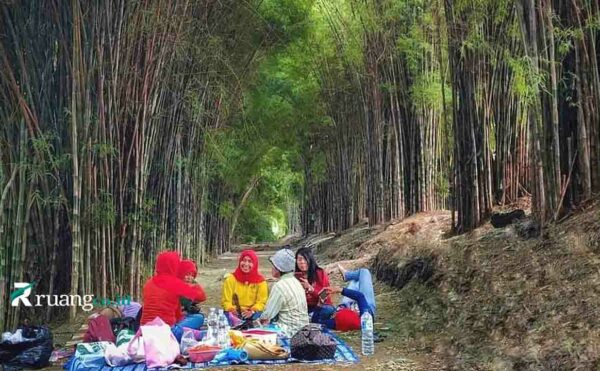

{"left": 221, "top": 249, "right": 268, "bottom": 326}
{"left": 176, "top": 259, "right": 206, "bottom": 329}
{"left": 294, "top": 247, "right": 335, "bottom": 323}
{"left": 140, "top": 251, "right": 206, "bottom": 332}
{"left": 322, "top": 266, "right": 377, "bottom": 332}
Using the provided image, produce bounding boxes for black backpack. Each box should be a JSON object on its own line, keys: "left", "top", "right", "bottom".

{"left": 290, "top": 324, "right": 337, "bottom": 361}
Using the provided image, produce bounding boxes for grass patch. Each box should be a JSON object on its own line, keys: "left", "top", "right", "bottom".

{"left": 381, "top": 282, "right": 446, "bottom": 340}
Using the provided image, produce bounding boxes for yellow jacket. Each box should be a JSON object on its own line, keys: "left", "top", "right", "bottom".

{"left": 221, "top": 273, "right": 268, "bottom": 312}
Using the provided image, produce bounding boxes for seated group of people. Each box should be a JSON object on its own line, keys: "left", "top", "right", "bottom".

{"left": 139, "top": 246, "right": 376, "bottom": 339}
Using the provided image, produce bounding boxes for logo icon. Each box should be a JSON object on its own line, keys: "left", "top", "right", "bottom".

{"left": 10, "top": 282, "right": 35, "bottom": 307}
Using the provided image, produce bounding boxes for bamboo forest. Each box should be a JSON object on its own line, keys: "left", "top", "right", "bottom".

{"left": 1, "top": 0, "right": 600, "bottom": 369}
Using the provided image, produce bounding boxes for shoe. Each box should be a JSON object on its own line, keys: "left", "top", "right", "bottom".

{"left": 373, "top": 332, "right": 386, "bottom": 343}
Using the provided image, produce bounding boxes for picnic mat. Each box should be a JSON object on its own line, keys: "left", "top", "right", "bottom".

{"left": 64, "top": 330, "right": 358, "bottom": 370}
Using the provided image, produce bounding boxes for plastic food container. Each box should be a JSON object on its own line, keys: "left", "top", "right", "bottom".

{"left": 242, "top": 329, "right": 278, "bottom": 345}
{"left": 188, "top": 346, "right": 221, "bottom": 363}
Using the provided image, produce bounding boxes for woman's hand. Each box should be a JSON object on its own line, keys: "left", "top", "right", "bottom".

{"left": 299, "top": 278, "right": 314, "bottom": 293}
{"left": 241, "top": 309, "right": 254, "bottom": 319}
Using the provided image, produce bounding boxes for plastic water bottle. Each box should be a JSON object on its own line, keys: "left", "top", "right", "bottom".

{"left": 217, "top": 309, "right": 230, "bottom": 348}
{"left": 206, "top": 308, "right": 218, "bottom": 346}
{"left": 361, "top": 311, "right": 374, "bottom": 355}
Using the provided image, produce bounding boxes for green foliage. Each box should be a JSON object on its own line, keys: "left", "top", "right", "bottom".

{"left": 88, "top": 191, "right": 116, "bottom": 225}
{"left": 309, "top": 151, "right": 328, "bottom": 183}
{"left": 219, "top": 200, "right": 235, "bottom": 219}
{"left": 260, "top": 0, "right": 314, "bottom": 43}
{"left": 507, "top": 55, "right": 545, "bottom": 105}
{"left": 397, "top": 32, "right": 431, "bottom": 75}
{"left": 410, "top": 72, "right": 449, "bottom": 109}
{"left": 92, "top": 142, "right": 117, "bottom": 158}
{"left": 200, "top": 15, "right": 347, "bottom": 242}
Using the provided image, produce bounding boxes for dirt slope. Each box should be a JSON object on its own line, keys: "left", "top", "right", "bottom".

{"left": 306, "top": 200, "right": 600, "bottom": 370}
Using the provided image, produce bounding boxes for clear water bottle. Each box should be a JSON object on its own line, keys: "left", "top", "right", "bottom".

{"left": 217, "top": 309, "right": 230, "bottom": 348}
{"left": 361, "top": 311, "right": 374, "bottom": 355}
{"left": 206, "top": 308, "right": 218, "bottom": 346}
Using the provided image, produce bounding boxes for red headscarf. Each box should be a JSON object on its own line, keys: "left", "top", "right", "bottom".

{"left": 232, "top": 249, "right": 265, "bottom": 284}
{"left": 177, "top": 260, "right": 197, "bottom": 280}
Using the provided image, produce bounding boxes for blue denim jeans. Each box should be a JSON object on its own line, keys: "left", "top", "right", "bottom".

{"left": 340, "top": 268, "right": 376, "bottom": 316}
{"left": 171, "top": 313, "right": 205, "bottom": 341}
{"left": 309, "top": 305, "right": 336, "bottom": 323}
{"left": 323, "top": 288, "right": 373, "bottom": 330}
{"left": 177, "top": 313, "right": 205, "bottom": 329}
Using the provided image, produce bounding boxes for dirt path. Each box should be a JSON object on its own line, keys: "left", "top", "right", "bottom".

{"left": 196, "top": 248, "right": 443, "bottom": 371}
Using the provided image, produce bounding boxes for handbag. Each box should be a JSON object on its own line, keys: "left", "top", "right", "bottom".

{"left": 242, "top": 339, "right": 288, "bottom": 360}
{"left": 290, "top": 324, "right": 337, "bottom": 360}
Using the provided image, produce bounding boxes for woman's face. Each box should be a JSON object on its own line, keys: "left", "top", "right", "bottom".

{"left": 184, "top": 274, "right": 195, "bottom": 284}
{"left": 240, "top": 256, "right": 253, "bottom": 273}
{"left": 296, "top": 255, "right": 309, "bottom": 272}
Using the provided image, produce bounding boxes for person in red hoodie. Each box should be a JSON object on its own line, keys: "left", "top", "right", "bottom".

{"left": 294, "top": 247, "right": 335, "bottom": 323}
{"left": 177, "top": 260, "right": 203, "bottom": 316}
{"left": 140, "top": 251, "right": 206, "bottom": 329}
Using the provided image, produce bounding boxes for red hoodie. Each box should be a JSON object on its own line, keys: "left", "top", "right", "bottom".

{"left": 141, "top": 252, "right": 206, "bottom": 326}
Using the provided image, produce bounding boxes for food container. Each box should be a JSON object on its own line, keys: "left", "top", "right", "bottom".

{"left": 242, "top": 329, "right": 278, "bottom": 345}
{"left": 188, "top": 345, "right": 221, "bottom": 363}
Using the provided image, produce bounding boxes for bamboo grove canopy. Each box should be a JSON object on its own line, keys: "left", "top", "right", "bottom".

{"left": 1, "top": 0, "right": 599, "bottom": 330}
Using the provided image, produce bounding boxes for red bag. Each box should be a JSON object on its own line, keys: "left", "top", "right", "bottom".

{"left": 83, "top": 315, "right": 116, "bottom": 343}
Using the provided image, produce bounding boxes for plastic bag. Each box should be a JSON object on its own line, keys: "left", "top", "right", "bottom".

{"left": 75, "top": 341, "right": 111, "bottom": 369}
{"left": 126, "top": 330, "right": 145, "bottom": 363}
{"left": 75, "top": 341, "right": 111, "bottom": 357}
{"left": 0, "top": 326, "right": 53, "bottom": 369}
{"left": 180, "top": 329, "right": 199, "bottom": 356}
{"left": 116, "top": 329, "right": 134, "bottom": 347}
{"left": 140, "top": 317, "right": 180, "bottom": 368}
{"left": 104, "top": 343, "right": 133, "bottom": 367}
{"left": 1, "top": 329, "right": 24, "bottom": 344}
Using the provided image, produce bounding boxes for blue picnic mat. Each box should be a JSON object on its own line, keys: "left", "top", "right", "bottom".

{"left": 64, "top": 329, "right": 358, "bottom": 370}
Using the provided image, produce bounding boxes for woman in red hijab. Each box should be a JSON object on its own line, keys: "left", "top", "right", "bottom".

{"left": 140, "top": 252, "right": 206, "bottom": 328}
{"left": 221, "top": 249, "right": 267, "bottom": 325}
{"left": 177, "top": 260, "right": 201, "bottom": 315}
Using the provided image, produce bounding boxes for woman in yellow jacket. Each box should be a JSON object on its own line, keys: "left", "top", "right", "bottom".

{"left": 222, "top": 249, "right": 268, "bottom": 325}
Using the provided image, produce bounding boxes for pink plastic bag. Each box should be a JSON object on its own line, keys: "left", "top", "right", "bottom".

{"left": 140, "top": 317, "right": 180, "bottom": 368}
{"left": 126, "top": 329, "right": 145, "bottom": 363}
